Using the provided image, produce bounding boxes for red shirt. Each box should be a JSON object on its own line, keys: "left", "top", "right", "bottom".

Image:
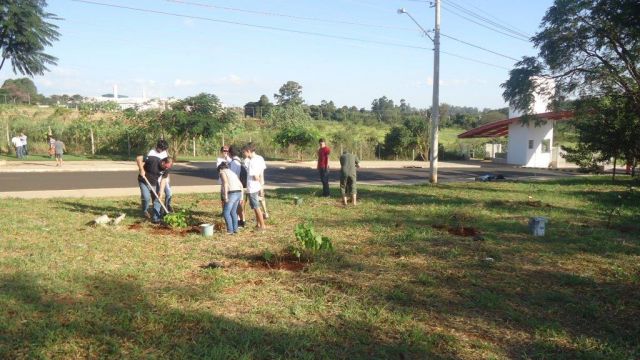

{"left": 317, "top": 146, "right": 331, "bottom": 169}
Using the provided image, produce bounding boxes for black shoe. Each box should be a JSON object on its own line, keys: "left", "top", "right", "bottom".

{"left": 238, "top": 220, "right": 245, "bottom": 227}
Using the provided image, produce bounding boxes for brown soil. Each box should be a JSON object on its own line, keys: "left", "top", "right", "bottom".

{"left": 432, "top": 224, "right": 480, "bottom": 237}
{"left": 237, "top": 254, "right": 308, "bottom": 272}
{"left": 129, "top": 222, "right": 200, "bottom": 236}
{"left": 128, "top": 223, "right": 143, "bottom": 230}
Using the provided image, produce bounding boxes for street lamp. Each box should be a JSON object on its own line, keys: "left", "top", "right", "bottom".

{"left": 398, "top": 2, "right": 441, "bottom": 184}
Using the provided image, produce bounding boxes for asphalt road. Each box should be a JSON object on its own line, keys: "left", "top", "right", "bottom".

{"left": 0, "top": 163, "right": 575, "bottom": 192}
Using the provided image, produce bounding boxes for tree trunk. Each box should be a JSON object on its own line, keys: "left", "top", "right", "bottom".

{"left": 612, "top": 155, "right": 617, "bottom": 183}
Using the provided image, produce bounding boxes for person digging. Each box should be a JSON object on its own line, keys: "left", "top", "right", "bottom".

{"left": 136, "top": 154, "right": 173, "bottom": 223}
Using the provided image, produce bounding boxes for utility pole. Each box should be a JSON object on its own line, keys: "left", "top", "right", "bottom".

{"left": 398, "top": 2, "right": 441, "bottom": 183}
{"left": 429, "top": 0, "right": 441, "bottom": 183}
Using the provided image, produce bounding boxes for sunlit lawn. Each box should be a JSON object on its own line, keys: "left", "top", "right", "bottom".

{"left": 1, "top": 177, "right": 638, "bottom": 359}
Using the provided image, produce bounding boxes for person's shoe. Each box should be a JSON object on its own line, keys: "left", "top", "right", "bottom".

{"left": 238, "top": 220, "right": 245, "bottom": 227}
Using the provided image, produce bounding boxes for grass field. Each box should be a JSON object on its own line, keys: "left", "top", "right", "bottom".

{"left": 1, "top": 177, "right": 639, "bottom": 359}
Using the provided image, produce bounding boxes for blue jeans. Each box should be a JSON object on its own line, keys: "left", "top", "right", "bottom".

{"left": 223, "top": 191, "right": 242, "bottom": 233}
{"left": 139, "top": 180, "right": 163, "bottom": 222}
{"left": 16, "top": 146, "right": 24, "bottom": 159}
{"left": 156, "top": 182, "right": 172, "bottom": 212}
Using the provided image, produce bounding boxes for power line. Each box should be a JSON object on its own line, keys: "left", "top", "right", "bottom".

{"left": 450, "top": 0, "right": 531, "bottom": 37}
{"left": 442, "top": 0, "right": 530, "bottom": 40}
{"left": 440, "top": 5, "right": 529, "bottom": 42}
{"left": 71, "top": 0, "right": 431, "bottom": 51}
{"left": 440, "top": 51, "right": 510, "bottom": 70}
{"left": 70, "top": 0, "right": 512, "bottom": 71}
{"left": 163, "top": 0, "right": 416, "bottom": 31}
{"left": 440, "top": 32, "right": 519, "bottom": 61}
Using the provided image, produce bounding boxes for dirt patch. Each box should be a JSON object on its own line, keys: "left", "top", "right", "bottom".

{"left": 129, "top": 222, "right": 200, "bottom": 236}
{"left": 128, "top": 223, "right": 143, "bottom": 230}
{"left": 432, "top": 224, "right": 480, "bottom": 237}
{"left": 150, "top": 225, "right": 201, "bottom": 236}
{"left": 235, "top": 254, "right": 308, "bottom": 272}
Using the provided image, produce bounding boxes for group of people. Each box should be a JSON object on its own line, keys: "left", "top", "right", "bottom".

{"left": 135, "top": 138, "right": 358, "bottom": 234}
{"left": 316, "top": 138, "right": 360, "bottom": 206}
{"left": 9, "top": 132, "right": 66, "bottom": 166}
{"left": 136, "top": 140, "right": 268, "bottom": 235}
{"left": 10, "top": 133, "right": 28, "bottom": 159}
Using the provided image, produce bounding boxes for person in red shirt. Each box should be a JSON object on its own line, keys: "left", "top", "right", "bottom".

{"left": 317, "top": 138, "right": 331, "bottom": 197}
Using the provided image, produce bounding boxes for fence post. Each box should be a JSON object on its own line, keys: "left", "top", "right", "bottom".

{"left": 90, "top": 127, "right": 95, "bottom": 155}
{"left": 192, "top": 137, "right": 196, "bottom": 157}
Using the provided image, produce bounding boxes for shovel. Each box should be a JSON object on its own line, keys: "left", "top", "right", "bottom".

{"left": 142, "top": 175, "right": 171, "bottom": 214}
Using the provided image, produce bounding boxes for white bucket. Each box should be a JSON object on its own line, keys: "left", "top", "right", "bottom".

{"left": 200, "top": 223, "right": 214, "bottom": 237}
{"left": 529, "top": 217, "right": 548, "bottom": 236}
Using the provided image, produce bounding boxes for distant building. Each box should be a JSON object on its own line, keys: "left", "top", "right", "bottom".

{"left": 88, "top": 84, "right": 169, "bottom": 110}
{"left": 458, "top": 77, "right": 573, "bottom": 168}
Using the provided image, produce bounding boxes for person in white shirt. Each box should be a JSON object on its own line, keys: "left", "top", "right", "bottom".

{"left": 242, "top": 143, "right": 266, "bottom": 230}
{"left": 19, "top": 133, "right": 28, "bottom": 156}
{"left": 216, "top": 145, "right": 232, "bottom": 213}
{"left": 11, "top": 135, "right": 24, "bottom": 159}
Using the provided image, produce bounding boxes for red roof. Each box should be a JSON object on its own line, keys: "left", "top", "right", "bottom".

{"left": 457, "top": 111, "right": 574, "bottom": 139}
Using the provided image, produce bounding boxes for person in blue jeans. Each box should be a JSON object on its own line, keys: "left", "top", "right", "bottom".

{"left": 217, "top": 162, "right": 243, "bottom": 234}
{"left": 136, "top": 154, "right": 173, "bottom": 223}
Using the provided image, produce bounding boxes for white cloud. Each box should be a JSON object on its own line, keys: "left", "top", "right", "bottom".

{"left": 174, "top": 78, "right": 197, "bottom": 87}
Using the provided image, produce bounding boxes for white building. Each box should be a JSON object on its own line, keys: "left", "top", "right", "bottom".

{"left": 89, "top": 84, "right": 168, "bottom": 110}
{"left": 458, "top": 77, "right": 573, "bottom": 168}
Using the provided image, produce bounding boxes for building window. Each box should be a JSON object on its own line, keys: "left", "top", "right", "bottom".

{"left": 541, "top": 139, "right": 551, "bottom": 153}
{"left": 528, "top": 140, "right": 534, "bottom": 149}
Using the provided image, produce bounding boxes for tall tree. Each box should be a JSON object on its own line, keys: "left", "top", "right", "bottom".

{"left": 0, "top": 0, "right": 61, "bottom": 75}
{"left": 1, "top": 78, "right": 37, "bottom": 103}
{"left": 501, "top": 0, "right": 640, "bottom": 114}
{"left": 274, "top": 81, "right": 304, "bottom": 106}
{"left": 160, "top": 93, "right": 225, "bottom": 159}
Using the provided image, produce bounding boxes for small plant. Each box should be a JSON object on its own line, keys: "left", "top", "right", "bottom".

{"left": 262, "top": 250, "right": 274, "bottom": 263}
{"left": 603, "top": 186, "right": 636, "bottom": 228}
{"left": 291, "top": 222, "right": 333, "bottom": 260}
{"left": 163, "top": 209, "right": 189, "bottom": 228}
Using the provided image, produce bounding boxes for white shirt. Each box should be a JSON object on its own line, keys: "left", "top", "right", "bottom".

{"left": 148, "top": 149, "right": 167, "bottom": 159}
{"left": 20, "top": 135, "right": 27, "bottom": 146}
{"left": 245, "top": 154, "right": 266, "bottom": 194}
{"left": 11, "top": 137, "right": 21, "bottom": 147}
{"left": 148, "top": 149, "right": 169, "bottom": 184}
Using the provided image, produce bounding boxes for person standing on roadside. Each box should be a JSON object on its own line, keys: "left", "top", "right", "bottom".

{"left": 11, "top": 135, "right": 23, "bottom": 159}
{"left": 242, "top": 143, "right": 267, "bottom": 230}
{"left": 317, "top": 138, "right": 331, "bottom": 197}
{"left": 54, "top": 138, "right": 66, "bottom": 167}
{"left": 48, "top": 135, "right": 56, "bottom": 158}
{"left": 339, "top": 150, "right": 360, "bottom": 206}
{"left": 19, "top": 133, "right": 28, "bottom": 157}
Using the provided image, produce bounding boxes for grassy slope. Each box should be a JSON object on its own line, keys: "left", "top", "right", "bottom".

{"left": 1, "top": 178, "right": 639, "bottom": 359}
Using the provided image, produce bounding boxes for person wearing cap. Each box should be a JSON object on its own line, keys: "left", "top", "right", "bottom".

{"left": 216, "top": 145, "right": 232, "bottom": 212}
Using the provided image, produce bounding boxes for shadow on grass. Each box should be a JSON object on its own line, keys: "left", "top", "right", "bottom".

{"left": 0, "top": 272, "right": 455, "bottom": 359}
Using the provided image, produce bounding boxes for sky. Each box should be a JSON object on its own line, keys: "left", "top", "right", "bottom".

{"left": 0, "top": 0, "right": 555, "bottom": 109}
